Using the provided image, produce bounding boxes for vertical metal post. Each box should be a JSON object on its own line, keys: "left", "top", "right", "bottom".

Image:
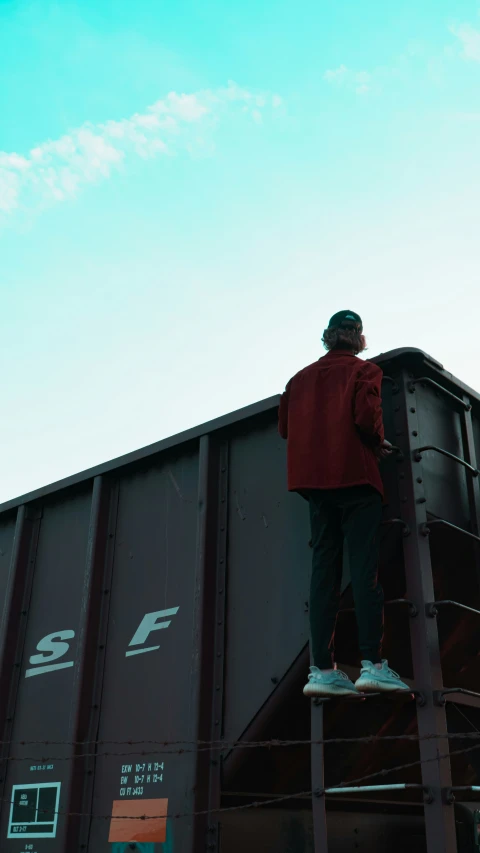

{"left": 193, "top": 436, "right": 228, "bottom": 853}
{"left": 311, "top": 698, "right": 328, "bottom": 852}
{"left": 460, "top": 395, "right": 480, "bottom": 578}
{"left": 207, "top": 440, "right": 228, "bottom": 853}
{"left": 0, "top": 504, "right": 42, "bottom": 825}
{"left": 394, "top": 370, "right": 457, "bottom": 852}
{"left": 63, "top": 475, "right": 112, "bottom": 851}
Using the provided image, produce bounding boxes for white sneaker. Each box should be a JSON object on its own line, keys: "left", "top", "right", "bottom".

{"left": 355, "top": 660, "right": 411, "bottom": 694}
{"left": 303, "top": 666, "right": 361, "bottom": 698}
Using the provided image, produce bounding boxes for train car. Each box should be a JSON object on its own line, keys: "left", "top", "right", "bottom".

{"left": 0, "top": 347, "right": 479, "bottom": 853}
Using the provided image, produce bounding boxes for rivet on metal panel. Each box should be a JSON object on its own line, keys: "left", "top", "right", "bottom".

{"left": 108, "top": 533, "right": 114, "bottom": 539}
{"left": 417, "top": 478, "right": 423, "bottom": 484}
{"left": 221, "top": 467, "right": 226, "bottom": 472}
{"left": 421, "top": 525, "right": 430, "bottom": 537}
{"left": 103, "top": 589, "right": 110, "bottom": 595}
{"left": 99, "top": 644, "right": 105, "bottom": 649}
{"left": 217, "top": 620, "right": 223, "bottom": 626}
{"left": 417, "top": 497, "right": 427, "bottom": 504}
{"left": 410, "top": 407, "right": 416, "bottom": 413}
{"left": 218, "top": 587, "right": 224, "bottom": 593}
{"left": 412, "top": 430, "right": 418, "bottom": 437}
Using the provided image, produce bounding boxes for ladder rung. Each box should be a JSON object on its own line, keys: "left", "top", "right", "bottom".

{"left": 427, "top": 599, "right": 480, "bottom": 618}
{"left": 323, "top": 783, "right": 423, "bottom": 794}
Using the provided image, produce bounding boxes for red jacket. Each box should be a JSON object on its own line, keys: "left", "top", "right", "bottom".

{"left": 278, "top": 350, "right": 385, "bottom": 498}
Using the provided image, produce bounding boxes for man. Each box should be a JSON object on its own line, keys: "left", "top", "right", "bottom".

{"left": 278, "top": 310, "right": 410, "bottom": 698}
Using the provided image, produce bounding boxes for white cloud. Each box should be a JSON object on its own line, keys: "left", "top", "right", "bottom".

{"left": 450, "top": 23, "right": 480, "bottom": 62}
{"left": 323, "top": 65, "right": 373, "bottom": 94}
{"left": 0, "top": 82, "right": 282, "bottom": 218}
{"left": 324, "top": 64, "right": 348, "bottom": 84}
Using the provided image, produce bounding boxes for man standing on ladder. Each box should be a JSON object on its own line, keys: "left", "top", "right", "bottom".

{"left": 278, "top": 310, "right": 410, "bottom": 698}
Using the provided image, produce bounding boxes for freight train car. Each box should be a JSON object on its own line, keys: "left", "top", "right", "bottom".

{"left": 0, "top": 347, "right": 480, "bottom": 853}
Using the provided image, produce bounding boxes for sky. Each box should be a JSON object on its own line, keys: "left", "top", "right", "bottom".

{"left": 1, "top": 0, "right": 480, "bottom": 504}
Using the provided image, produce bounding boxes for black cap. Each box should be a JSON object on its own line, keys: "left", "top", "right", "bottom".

{"left": 328, "top": 310, "right": 363, "bottom": 332}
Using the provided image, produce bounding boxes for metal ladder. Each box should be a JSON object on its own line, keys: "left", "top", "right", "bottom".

{"left": 309, "top": 369, "right": 480, "bottom": 853}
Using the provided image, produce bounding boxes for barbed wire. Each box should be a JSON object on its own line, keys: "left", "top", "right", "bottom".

{"left": 1, "top": 736, "right": 480, "bottom": 824}
{"left": 0, "top": 730, "right": 480, "bottom": 758}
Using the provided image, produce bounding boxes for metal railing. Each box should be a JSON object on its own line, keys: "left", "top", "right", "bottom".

{"left": 415, "top": 445, "right": 479, "bottom": 477}
{"left": 421, "top": 519, "right": 480, "bottom": 544}
{"left": 434, "top": 688, "right": 480, "bottom": 707}
{"left": 320, "top": 783, "right": 431, "bottom": 801}
{"left": 427, "top": 600, "right": 480, "bottom": 618}
{"left": 408, "top": 377, "right": 472, "bottom": 411}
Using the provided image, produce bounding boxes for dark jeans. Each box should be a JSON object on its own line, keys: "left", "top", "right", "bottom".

{"left": 306, "top": 485, "right": 384, "bottom": 669}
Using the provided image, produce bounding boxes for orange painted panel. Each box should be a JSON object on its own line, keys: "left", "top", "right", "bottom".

{"left": 108, "top": 798, "right": 168, "bottom": 843}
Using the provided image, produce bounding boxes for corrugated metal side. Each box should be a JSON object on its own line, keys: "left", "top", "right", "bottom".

{"left": 84, "top": 453, "right": 201, "bottom": 851}
{"left": 0, "top": 489, "right": 94, "bottom": 850}
{"left": 0, "top": 447, "right": 209, "bottom": 852}
{"left": 223, "top": 416, "right": 310, "bottom": 744}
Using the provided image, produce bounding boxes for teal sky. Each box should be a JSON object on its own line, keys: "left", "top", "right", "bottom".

{"left": 2, "top": 0, "right": 480, "bottom": 503}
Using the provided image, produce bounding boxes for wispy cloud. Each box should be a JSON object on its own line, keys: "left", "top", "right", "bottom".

{"left": 323, "top": 65, "right": 373, "bottom": 95}
{"left": 450, "top": 23, "right": 480, "bottom": 62}
{"left": 0, "top": 82, "right": 282, "bottom": 218}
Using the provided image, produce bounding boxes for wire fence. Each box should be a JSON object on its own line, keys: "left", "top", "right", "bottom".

{"left": 0, "top": 729, "right": 480, "bottom": 756}
{"left": 0, "top": 735, "right": 480, "bottom": 823}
